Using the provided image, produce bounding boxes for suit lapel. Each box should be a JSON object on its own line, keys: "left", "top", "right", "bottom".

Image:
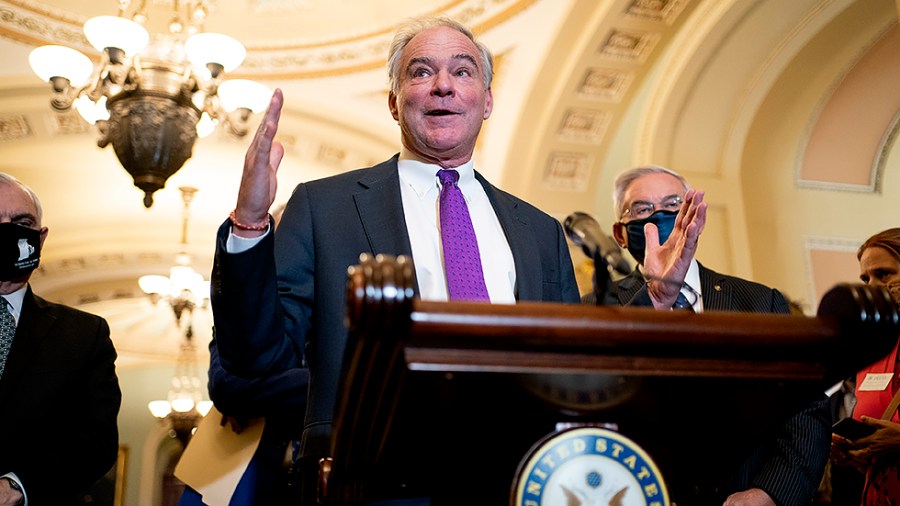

{"left": 616, "top": 270, "right": 646, "bottom": 306}
{"left": 0, "top": 289, "right": 55, "bottom": 396}
{"left": 351, "top": 157, "right": 417, "bottom": 293}
{"left": 698, "top": 264, "right": 731, "bottom": 311}
{"left": 352, "top": 157, "right": 414, "bottom": 258}
{"left": 476, "top": 172, "right": 541, "bottom": 301}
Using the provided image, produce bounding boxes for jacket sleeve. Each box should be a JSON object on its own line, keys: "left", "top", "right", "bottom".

{"left": 210, "top": 211, "right": 310, "bottom": 377}
{"left": 748, "top": 397, "right": 831, "bottom": 506}
{"left": 207, "top": 337, "right": 308, "bottom": 421}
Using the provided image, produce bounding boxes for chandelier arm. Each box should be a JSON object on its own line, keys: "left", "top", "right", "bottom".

{"left": 223, "top": 110, "right": 251, "bottom": 137}
{"left": 82, "top": 52, "right": 112, "bottom": 103}
{"left": 48, "top": 83, "right": 79, "bottom": 112}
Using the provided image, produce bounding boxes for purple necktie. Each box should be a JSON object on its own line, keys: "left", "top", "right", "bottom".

{"left": 437, "top": 169, "right": 490, "bottom": 302}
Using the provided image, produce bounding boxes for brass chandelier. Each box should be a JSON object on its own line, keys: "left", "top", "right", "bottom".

{"left": 28, "top": 1, "right": 270, "bottom": 207}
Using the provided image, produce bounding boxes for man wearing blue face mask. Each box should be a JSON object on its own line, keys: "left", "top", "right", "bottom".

{"left": 0, "top": 173, "right": 121, "bottom": 505}
{"left": 608, "top": 165, "right": 790, "bottom": 313}
{"left": 604, "top": 165, "right": 830, "bottom": 506}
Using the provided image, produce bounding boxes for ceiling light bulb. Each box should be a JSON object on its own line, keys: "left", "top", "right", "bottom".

{"left": 185, "top": 32, "right": 246, "bottom": 74}
{"left": 148, "top": 400, "right": 172, "bottom": 418}
{"left": 217, "top": 79, "right": 273, "bottom": 113}
{"left": 75, "top": 95, "right": 110, "bottom": 125}
{"left": 84, "top": 15, "right": 150, "bottom": 57}
{"left": 29, "top": 45, "right": 93, "bottom": 87}
{"left": 196, "top": 112, "right": 217, "bottom": 138}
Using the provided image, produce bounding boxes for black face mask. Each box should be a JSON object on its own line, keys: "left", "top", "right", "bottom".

{"left": 622, "top": 210, "right": 678, "bottom": 264}
{"left": 0, "top": 223, "right": 42, "bottom": 281}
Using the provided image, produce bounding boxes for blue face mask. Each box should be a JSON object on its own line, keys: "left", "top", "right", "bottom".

{"left": 623, "top": 210, "right": 678, "bottom": 264}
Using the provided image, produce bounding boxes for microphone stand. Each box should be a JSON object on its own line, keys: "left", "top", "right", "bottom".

{"left": 588, "top": 248, "right": 615, "bottom": 306}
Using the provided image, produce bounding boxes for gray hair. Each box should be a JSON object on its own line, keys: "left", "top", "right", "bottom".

{"left": 0, "top": 172, "right": 43, "bottom": 224}
{"left": 612, "top": 165, "right": 690, "bottom": 218}
{"left": 387, "top": 16, "right": 494, "bottom": 95}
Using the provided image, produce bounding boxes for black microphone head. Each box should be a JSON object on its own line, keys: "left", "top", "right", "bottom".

{"left": 563, "top": 211, "right": 599, "bottom": 257}
{"left": 564, "top": 211, "right": 632, "bottom": 275}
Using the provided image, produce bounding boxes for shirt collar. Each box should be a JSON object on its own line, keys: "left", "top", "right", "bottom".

{"left": 684, "top": 258, "right": 701, "bottom": 296}
{"left": 1, "top": 284, "right": 27, "bottom": 324}
{"left": 398, "top": 148, "right": 477, "bottom": 198}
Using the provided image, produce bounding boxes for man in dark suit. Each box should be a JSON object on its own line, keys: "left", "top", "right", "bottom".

{"left": 604, "top": 165, "right": 830, "bottom": 506}
{"left": 211, "top": 16, "right": 581, "bottom": 504}
{"left": 0, "top": 173, "right": 121, "bottom": 505}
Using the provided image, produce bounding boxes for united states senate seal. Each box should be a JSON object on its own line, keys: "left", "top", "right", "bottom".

{"left": 512, "top": 426, "right": 669, "bottom": 506}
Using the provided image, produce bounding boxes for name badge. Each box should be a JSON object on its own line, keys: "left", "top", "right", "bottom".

{"left": 859, "top": 373, "right": 893, "bottom": 391}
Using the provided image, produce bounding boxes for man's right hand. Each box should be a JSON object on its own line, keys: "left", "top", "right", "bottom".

{"left": 643, "top": 188, "right": 707, "bottom": 309}
{"left": 233, "top": 88, "right": 286, "bottom": 238}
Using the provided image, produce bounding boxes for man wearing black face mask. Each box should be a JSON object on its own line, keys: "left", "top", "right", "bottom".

{"left": 0, "top": 173, "right": 121, "bottom": 505}
{"left": 603, "top": 165, "right": 830, "bottom": 506}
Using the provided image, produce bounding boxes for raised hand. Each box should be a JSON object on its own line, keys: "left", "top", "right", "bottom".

{"left": 643, "top": 188, "right": 707, "bottom": 309}
{"left": 233, "top": 88, "right": 286, "bottom": 237}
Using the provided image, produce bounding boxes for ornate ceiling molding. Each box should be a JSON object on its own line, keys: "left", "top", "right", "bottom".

{"left": 0, "top": 0, "right": 539, "bottom": 79}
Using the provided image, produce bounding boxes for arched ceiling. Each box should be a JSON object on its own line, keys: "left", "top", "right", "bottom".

{"left": 0, "top": 0, "right": 896, "bottom": 362}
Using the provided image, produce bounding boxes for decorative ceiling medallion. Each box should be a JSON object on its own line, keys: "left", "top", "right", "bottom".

{"left": 49, "top": 111, "right": 90, "bottom": 135}
{"left": 543, "top": 151, "right": 592, "bottom": 191}
{"left": 599, "top": 29, "right": 659, "bottom": 64}
{"left": 578, "top": 68, "right": 633, "bottom": 103}
{"left": 559, "top": 109, "right": 612, "bottom": 144}
{"left": 626, "top": 0, "right": 688, "bottom": 25}
{"left": 317, "top": 143, "right": 348, "bottom": 168}
{"left": 0, "top": 114, "right": 33, "bottom": 141}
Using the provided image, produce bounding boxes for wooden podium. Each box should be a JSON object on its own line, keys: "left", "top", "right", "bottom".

{"left": 320, "top": 254, "right": 899, "bottom": 505}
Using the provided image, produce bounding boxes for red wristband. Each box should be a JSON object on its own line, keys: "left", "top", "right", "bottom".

{"left": 229, "top": 210, "right": 270, "bottom": 231}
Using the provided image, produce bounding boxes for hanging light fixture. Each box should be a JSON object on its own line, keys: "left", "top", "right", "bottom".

{"left": 143, "top": 186, "right": 213, "bottom": 445}
{"left": 28, "top": 1, "right": 272, "bottom": 208}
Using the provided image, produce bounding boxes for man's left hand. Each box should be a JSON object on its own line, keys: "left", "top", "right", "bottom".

{"left": 643, "top": 188, "right": 706, "bottom": 309}
{"left": 722, "top": 487, "right": 775, "bottom": 506}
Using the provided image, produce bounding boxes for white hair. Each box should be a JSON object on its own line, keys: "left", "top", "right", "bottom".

{"left": 612, "top": 165, "right": 689, "bottom": 218}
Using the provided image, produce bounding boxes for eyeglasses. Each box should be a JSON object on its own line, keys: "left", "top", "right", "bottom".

{"left": 620, "top": 195, "right": 683, "bottom": 221}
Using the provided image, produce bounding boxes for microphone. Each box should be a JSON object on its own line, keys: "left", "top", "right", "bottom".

{"left": 563, "top": 211, "right": 631, "bottom": 275}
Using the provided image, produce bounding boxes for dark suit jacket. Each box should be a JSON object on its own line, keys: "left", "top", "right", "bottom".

{"left": 0, "top": 288, "right": 121, "bottom": 504}
{"left": 211, "top": 155, "right": 580, "bottom": 459}
{"left": 606, "top": 262, "right": 791, "bottom": 313}
{"left": 605, "top": 263, "right": 829, "bottom": 506}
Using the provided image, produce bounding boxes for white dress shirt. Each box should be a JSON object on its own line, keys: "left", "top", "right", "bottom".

{"left": 228, "top": 151, "right": 518, "bottom": 303}
{"left": 682, "top": 258, "right": 704, "bottom": 312}
{"left": 396, "top": 150, "right": 515, "bottom": 303}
